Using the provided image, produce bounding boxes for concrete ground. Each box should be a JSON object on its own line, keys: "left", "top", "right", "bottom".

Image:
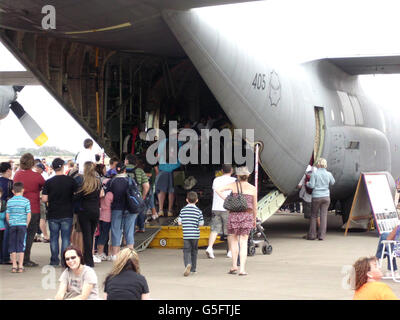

{"left": 0, "top": 211, "right": 399, "bottom": 300}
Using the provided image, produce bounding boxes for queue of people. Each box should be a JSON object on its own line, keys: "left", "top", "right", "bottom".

{"left": 1, "top": 132, "right": 399, "bottom": 301}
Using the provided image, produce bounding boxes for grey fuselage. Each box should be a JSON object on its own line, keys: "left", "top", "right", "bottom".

{"left": 163, "top": 9, "right": 400, "bottom": 199}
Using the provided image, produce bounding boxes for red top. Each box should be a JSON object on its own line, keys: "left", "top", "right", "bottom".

{"left": 13, "top": 169, "right": 45, "bottom": 214}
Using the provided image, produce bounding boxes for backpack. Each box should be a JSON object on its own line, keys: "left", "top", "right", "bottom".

{"left": 125, "top": 177, "right": 146, "bottom": 214}
{"left": 305, "top": 173, "right": 313, "bottom": 195}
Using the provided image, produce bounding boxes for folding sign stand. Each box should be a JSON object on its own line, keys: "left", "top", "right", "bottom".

{"left": 345, "top": 172, "right": 399, "bottom": 236}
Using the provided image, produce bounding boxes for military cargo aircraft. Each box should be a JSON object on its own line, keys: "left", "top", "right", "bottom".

{"left": 0, "top": 0, "right": 399, "bottom": 223}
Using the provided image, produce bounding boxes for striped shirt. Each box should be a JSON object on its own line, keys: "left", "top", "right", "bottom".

{"left": 178, "top": 204, "right": 204, "bottom": 240}
{"left": 6, "top": 195, "right": 31, "bottom": 227}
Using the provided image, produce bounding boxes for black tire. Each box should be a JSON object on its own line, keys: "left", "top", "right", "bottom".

{"left": 341, "top": 196, "right": 354, "bottom": 225}
{"left": 248, "top": 245, "right": 256, "bottom": 256}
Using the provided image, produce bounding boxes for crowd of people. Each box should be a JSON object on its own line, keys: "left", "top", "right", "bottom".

{"left": 0, "top": 132, "right": 399, "bottom": 299}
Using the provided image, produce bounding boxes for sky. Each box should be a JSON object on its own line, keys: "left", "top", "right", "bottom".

{"left": 1, "top": 0, "right": 400, "bottom": 155}
{"left": 0, "top": 43, "right": 102, "bottom": 155}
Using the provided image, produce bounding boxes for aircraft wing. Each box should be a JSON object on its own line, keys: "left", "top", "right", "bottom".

{"left": 0, "top": 0, "right": 259, "bottom": 57}
{"left": 326, "top": 55, "right": 400, "bottom": 75}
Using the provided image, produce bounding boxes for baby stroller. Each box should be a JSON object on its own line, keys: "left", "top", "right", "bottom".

{"left": 247, "top": 218, "right": 272, "bottom": 256}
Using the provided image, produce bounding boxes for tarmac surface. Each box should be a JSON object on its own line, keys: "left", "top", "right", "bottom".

{"left": 1, "top": 211, "right": 399, "bottom": 300}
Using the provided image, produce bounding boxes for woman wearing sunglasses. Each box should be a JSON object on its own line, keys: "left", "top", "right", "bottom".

{"left": 55, "top": 245, "right": 99, "bottom": 300}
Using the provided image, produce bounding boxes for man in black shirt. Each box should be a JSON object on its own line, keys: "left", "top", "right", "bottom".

{"left": 42, "top": 158, "right": 78, "bottom": 266}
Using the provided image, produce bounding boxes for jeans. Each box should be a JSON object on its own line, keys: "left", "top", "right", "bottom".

{"left": 183, "top": 239, "right": 198, "bottom": 272}
{"left": 48, "top": 218, "right": 73, "bottom": 266}
{"left": 376, "top": 232, "right": 397, "bottom": 271}
{"left": 111, "top": 210, "right": 137, "bottom": 247}
{"left": 136, "top": 208, "right": 146, "bottom": 231}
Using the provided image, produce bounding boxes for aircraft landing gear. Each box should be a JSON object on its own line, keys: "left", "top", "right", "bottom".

{"left": 340, "top": 195, "right": 354, "bottom": 225}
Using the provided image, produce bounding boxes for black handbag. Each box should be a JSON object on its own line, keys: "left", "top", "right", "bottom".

{"left": 223, "top": 180, "right": 248, "bottom": 212}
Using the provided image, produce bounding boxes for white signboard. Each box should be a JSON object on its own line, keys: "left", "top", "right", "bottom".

{"left": 364, "top": 173, "right": 399, "bottom": 234}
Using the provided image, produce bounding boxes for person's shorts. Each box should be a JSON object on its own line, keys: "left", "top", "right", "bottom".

{"left": 40, "top": 201, "right": 47, "bottom": 220}
{"left": 211, "top": 210, "right": 229, "bottom": 235}
{"left": 155, "top": 170, "right": 174, "bottom": 193}
{"left": 9, "top": 225, "right": 27, "bottom": 253}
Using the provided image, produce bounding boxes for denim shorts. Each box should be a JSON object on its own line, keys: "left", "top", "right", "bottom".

{"left": 155, "top": 170, "right": 174, "bottom": 193}
{"left": 111, "top": 210, "right": 137, "bottom": 246}
{"left": 9, "top": 226, "right": 27, "bottom": 253}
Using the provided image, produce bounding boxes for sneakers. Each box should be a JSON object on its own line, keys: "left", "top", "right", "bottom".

{"left": 167, "top": 211, "right": 174, "bottom": 217}
{"left": 158, "top": 211, "right": 164, "bottom": 217}
{"left": 227, "top": 251, "right": 232, "bottom": 258}
{"left": 40, "top": 235, "right": 50, "bottom": 243}
{"left": 23, "top": 260, "right": 39, "bottom": 267}
{"left": 93, "top": 255, "right": 102, "bottom": 264}
{"left": 205, "top": 247, "right": 215, "bottom": 259}
{"left": 184, "top": 264, "right": 192, "bottom": 276}
{"left": 97, "top": 253, "right": 108, "bottom": 261}
{"left": 110, "top": 255, "right": 117, "bottom": 262}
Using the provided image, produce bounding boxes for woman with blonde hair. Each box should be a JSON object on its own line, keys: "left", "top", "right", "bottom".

{"left": 216, "top": 166, "right": 257, "bottom": 276}
{"left": 74, "top": 161, "right": 102, "bottom": 267}
{"left": 353, "top": 256, "right": 398, "bottom": 300}
{"left": 305, "top": 157, "right": 335, "bottom": 240}
{"left": 103, "top": 248, "right": 150, "bottom": 300}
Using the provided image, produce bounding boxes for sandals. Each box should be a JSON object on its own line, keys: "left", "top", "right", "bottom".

{"left": 228, "top": 268, "right": 238, "bottom": 274}
{"left": 12, "top": 266, "right": 24, "bottom": 273}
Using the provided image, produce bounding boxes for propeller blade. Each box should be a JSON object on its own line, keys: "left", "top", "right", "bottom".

{"left": 10, "top": 101, "right": 48, "bottom": 146}
{"left": 13, "top": 86, "right": 24, "bottom": 92}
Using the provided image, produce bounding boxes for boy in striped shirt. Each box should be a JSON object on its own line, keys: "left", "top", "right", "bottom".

{"left": 6, "top": 182, "right": 31, "bottom": 273}
{"left": 178, "top": 191, "right": 204, "bottom": 276}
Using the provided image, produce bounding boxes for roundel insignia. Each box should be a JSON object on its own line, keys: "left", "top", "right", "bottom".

{"left": 268, "top": 70, "right": 281, "bottom": 107}
{"left": 160, "top": 239, "right": 167, "bottom": 247}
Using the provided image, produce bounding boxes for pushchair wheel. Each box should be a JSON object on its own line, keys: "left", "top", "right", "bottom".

{"left": 262, "top": 245, "right": 272, "bottom": 255}
{"left": 248, "top": 245, "right": 256, "bottom": 256}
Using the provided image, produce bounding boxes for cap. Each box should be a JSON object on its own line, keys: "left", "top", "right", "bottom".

{"left": 35, "top": 163, "right": 46, "bottom": 171}
{"left": 52, "top": 158, "right": 65, "bottom": 170}
{"left": 235, "top": 166, "right": 251, "bottom": 176}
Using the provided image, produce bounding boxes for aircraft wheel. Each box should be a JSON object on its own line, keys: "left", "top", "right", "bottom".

{"left": 341, "top": 196, "right": 354, "bottom": 224}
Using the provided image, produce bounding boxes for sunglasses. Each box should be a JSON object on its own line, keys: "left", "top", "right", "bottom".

{"left": 65, "top": 256, "right": 77, "bottom": 262}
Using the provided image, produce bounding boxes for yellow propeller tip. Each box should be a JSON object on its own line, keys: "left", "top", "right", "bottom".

{"left": 34, "top": 132, "right": 48, "bottom": 146}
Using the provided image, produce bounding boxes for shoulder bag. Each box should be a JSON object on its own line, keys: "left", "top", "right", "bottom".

{"left": 223, "top": 180, "right": 248, "bottom": 212}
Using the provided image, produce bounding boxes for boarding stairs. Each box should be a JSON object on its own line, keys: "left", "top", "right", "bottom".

{"left": 257, "top": 189, "right": 287, "bottom": 223}
{"left": 133, "top": 216, "right": 178, "bottom": 252}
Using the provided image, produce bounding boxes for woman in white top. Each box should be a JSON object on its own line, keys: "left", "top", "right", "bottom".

{"left": 55, "top": 245, "right": 99, "bottom": 300}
